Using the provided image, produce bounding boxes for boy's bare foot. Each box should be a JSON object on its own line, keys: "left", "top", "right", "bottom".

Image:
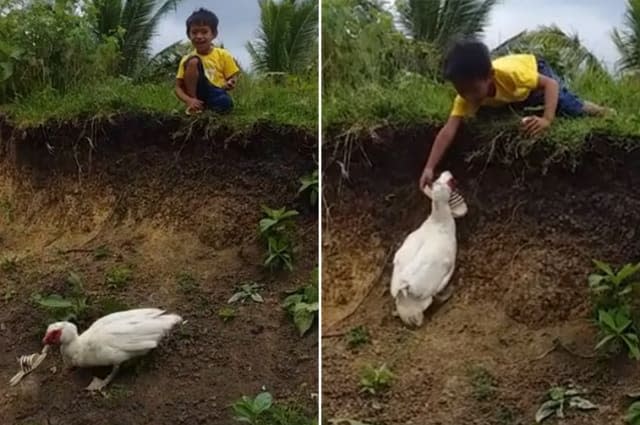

{"left": 583, "top": 101, "right": 616, "bottom": 117}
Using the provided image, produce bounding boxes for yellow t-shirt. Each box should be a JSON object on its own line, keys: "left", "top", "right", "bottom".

{"left": 176, "top": 47, "right": 240, "bottom": 88}
{"left": 450, "top": 54, "right": 539, "bottom": 117}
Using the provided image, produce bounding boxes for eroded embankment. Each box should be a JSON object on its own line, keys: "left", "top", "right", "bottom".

{"left": 0, "top": 115, "right": 318, "bottom": 425}
{"left": 322, "top": 126, "right": 640, "bottom": 425}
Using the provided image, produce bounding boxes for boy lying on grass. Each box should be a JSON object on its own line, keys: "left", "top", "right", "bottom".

{"left": 175, "top": 8, "right": 240, "bottom": 115}
{"left": 420, "top": 39, "right": 613, "bottom": 188}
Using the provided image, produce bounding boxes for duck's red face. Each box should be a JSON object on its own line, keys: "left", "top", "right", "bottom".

{"left": 447, "top": 177, "right": 457, "bottom": 191}
{"left": 42, "top": 328, "right": 62, "bottom": 345}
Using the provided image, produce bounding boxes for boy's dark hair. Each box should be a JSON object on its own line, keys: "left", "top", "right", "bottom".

{"left": 443, "top": 39, "right": 492, "bottom": 82}
{"left": 186, "top": 8, "right": 219, "bottom": 34}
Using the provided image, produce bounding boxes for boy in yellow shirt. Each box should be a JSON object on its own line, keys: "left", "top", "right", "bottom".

{"left": 420, "top": 39, "right": 611, "bottom": 188}
{"left": 175, "top": 8, "right": 240, "bottom": 114}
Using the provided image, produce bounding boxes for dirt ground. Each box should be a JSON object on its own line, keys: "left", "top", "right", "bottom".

{"left": 0, "top": 117, "right": 318, "bottom": 425}
{"left": 322, "top": 128, "right": 640, "bottom": 425}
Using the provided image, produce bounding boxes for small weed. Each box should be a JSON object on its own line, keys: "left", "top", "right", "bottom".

{"left": 232, "top": 391, "right": 273, "bottom": 424}
{"left": 229, "top": 282, "right": 264, "bottom": 304}
{"left": 218, "top": 306, "right": 237, "bottom": 322}
{"left": 32, "top": 271, "right": 88, "bottom": 322}
{"left": 626, "top": 393, "right": 640, "bottom": 424}
{"left": 595, "top": 307, "right": 640, "bottom": 359}
{"left": 589, "top": 260, "right": 640, "bottom": 311}
{"left": 93, "top": 245, "right": 111, "bottom": 260}
{"left": 298, "top": 169, "right": 318, "bottom": 206}
{"left": 282, "top": 267, "right": 318, "bottom": 336}
{"left": 176, "top": 272, "right": 199, "bottom": 293}
{"left": 535, "top": 384, "right": 597, "bottom": 423}
{"left": 359, "top": 364, "right": 394, "bottom": 395}
{"left": 0, "top": 198, "right": 14, "bottom": 222}
{"left": 259, "top": 206, "right": 298, "bottom": 272}
{"left": 105, "top": 266, "right": 132, "bottom": 290}
{"left": 496, "top": 407, "right": 518, "bottom": 425}
{"left": 467, "top": 366, "right": 498, "bottom": 401}
{"left": 3, "top": 288, "right": 16, "bottom": 302}
{"left": 1, "top": 256, "right": 18, "bottom": 272}
{"left": 346, "top": 326, "right": 370, "bottom": 349}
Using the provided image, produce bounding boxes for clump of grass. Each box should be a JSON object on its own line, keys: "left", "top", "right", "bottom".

{"left": 535, "top": 384, "right": 597, "bottom": 423}
{"left": 105, "top": 265, "right": 132, "bottom": 290}
{"left": 93, "top": 245, "right": 111, "bottom": 260}
{"left": 346, "top": 325, "right": 370, "bottom": 349}
{"left": 1, "top": 256, "right": 18, "bottom": 272}
{"left": 218, "top": 306, "right": 237, "bottom": 322}
{"left": 176, "top": 272, "right": 199, "bottom": 293}
{"left": 298, "top": 169, "right": 318, "bottom": 207}
{"left": 467, "top": 365, "right": 498, "bottom": 401}
{"left": 0, "top": 198, "right": 14, "bottom": 222}
{"left": 359, "top": 364, "right": 394, "bottom": 395}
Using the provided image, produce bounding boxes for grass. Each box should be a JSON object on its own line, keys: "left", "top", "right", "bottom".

{"left": 2, "top": 74, "right": 317, "bottom": 131}
{"left": 467, "top": 365, "right": 498, "bottom": 401}
{"left": 323, "top": 70, "right": 640, "bottom": 159}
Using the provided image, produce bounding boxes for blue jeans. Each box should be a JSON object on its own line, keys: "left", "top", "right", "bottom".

{"left": 186, "top": 56, "right": 233, "bottom": 113}
{"left": 520, "top": 58, "right": 584, "bottom": 117}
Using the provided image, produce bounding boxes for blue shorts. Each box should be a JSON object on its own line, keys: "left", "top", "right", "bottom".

{"left": 520, "top": 58, "right": 584, "bottom": 117}
{"left": 185, "top": 56, "right": 233, "bottom": 113}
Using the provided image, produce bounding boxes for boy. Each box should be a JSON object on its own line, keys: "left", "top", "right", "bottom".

{"left": 420, "top": 39, "right": 611, "bottom": 188}
{"left": 175, "top": 8, "right": 240, "bottom": 114}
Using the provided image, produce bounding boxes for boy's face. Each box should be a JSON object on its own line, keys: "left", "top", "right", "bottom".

{"left": 189, "top": 23, "right": 216, "bottom": 52}
{"left": 453, "top": 74, "right": 494, "bottom": 105}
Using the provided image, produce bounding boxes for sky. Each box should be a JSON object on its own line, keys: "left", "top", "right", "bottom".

{"left": 482, "top": 0, "right": 627, "bottom": 70}
{"left": 150, "top": 0, "right": 629, "bottom": 71}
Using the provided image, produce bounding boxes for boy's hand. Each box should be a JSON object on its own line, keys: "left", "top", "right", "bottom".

{"left": 419, "top": 166, "right": 434, "bottom": 190}
{"left": 186, "top": 97, "right": 204, "bottom": 113}
{"left": 521, "top": 116, "right": 551, "bottom": 137}
{"left": 223, "top": 76, "right": 237, "bottom": 90}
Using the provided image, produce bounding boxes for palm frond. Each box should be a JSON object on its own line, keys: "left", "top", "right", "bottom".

{"left": 612, "top": 0, "right": 640, "bottom": 73}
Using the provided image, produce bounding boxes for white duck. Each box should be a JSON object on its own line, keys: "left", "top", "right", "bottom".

{"left": 390, "top": 171, "right": 459, "bottom": 327}
{"left": 42, "top": 308, "right": 182, "bottom": 391}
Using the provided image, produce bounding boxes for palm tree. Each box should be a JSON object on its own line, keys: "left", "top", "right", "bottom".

{"left": 492, "top": 25, "right": 604, "bottom": 82}
{"left": 396, "top": 0, "right": 499, "bottom": 50}
{"left": 92, "top": 0, "right": 183, "bottom": 76}
{"left": 246, "top": 0, "right": 318, "bottom": 74}
{"left": 612, "top": 0, "right": 640, "bottom": 73}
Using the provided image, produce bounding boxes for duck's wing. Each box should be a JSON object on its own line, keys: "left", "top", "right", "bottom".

{"left": 407, "top": 249, "right": 455, "bottom": 299}
{"left": 85, "top": 308, "right": 166, "bottom": 334}
{"left": 390, "top": 229, "right": 425, "bottom": 297}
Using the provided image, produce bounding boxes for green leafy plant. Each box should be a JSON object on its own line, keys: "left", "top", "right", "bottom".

{"left": 595, "top": 307, "right": 640, "bottom": 359}
{"left": 218, "top": 307, "right": 237, "bottom": 322}
{"left": 283, "top": 267, "right": 318, "bottom": 336}
{"left": 105, "top": 266, "right": 132, "bottom": 290}
{"left": 298, "top": 170, "right": 318, "bottom": 206}
{"left": 346, "top": 326, "right": 370, "bottom": 349}
{"left": 535, "top": 385, "right": 597, "bottom": 423}
{"left": 259, "top": 206, "right": 298, "bottom": 271}
{"left": 232, "top": 391, "right": 273, "bottom": 424}
{"left": 359, "top": 364, "right": 394, "bottom": 395}
{"left": 589, "top": 260, "right": 640, "bottom": 311}
{"left": 32, "top": 272, "right": 88, "bottom": 322}
{"left": 229, "top": 283, "right": 264, "bottom": 304}
{"left": 625, "top": 393, "right": 640, "bottom": 424}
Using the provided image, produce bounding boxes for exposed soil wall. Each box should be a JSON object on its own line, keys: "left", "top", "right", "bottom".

{"left": 322, "top": 126, "right": 640, "bottom": 425}
{"left": 0, "top": 115, "right": 318, "bottom": 425}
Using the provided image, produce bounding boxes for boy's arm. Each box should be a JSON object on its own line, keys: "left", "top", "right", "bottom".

{"left": 522, "top": 74, "right": 559, "bottom": 136}
{"left": 222, "top": 53, "right": 241, "bottom": 90}
{"left": 419, "top": 115, "right": 463, "bottom": 189}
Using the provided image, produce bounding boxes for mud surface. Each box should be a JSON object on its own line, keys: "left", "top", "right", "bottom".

{"left": 0, "top": 117, "right": 318, "bottom": 425}
{"left": 322, "top": 128, "right": 640, "bottom": 425}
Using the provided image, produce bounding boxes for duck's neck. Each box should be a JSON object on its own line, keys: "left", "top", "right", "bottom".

{"left": 430, "top": 199, "right": 452, "bottom": 222}
{"left": 60, "top": 330, "right": 81, "bottom": 365}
